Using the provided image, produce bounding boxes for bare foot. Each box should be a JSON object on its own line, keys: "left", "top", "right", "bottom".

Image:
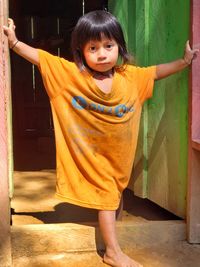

{"left": 103, "top": 249, "right": 143, "bottom": 267}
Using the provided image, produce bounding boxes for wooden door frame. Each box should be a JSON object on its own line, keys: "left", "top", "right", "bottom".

{"left": 0, "top": 0, "right": 12, "bottom": 266}
{"left": 187, "top": 0, "right": 200, "bottom": 243}
{"left": 0, "top": 3, "right": 199, "bottom": 267}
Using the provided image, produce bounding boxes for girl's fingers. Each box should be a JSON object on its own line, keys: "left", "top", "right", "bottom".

{"left": 186, "top": 41, "right": 199, "bottom": 54}
{"left": 183, "top": 40, "right": 199, "bottom": 64}
{"left": 8, "top": 18, "right": 13, "bottom": 25}
{"left": 3, "top": 18, "right": 16, "bottom": 38}
{"left": 3, "top": 25, "right": 8, "bottom": 30}
{"left": 186, "top": 40, "right": 191, "bottom": 51}
{"left": 3, "top": 25, "right": 9, "bottom": 36}
{"left": 192, "top": 48, "right": 199, "bottom": 57}
{"left": 3, "top": 18, "right": 16, "bottom": 36}
{"left": 185, "top": 40, "right": 199, "bottom": 57}
{"left": 8, "top": 18, "right": 16, "bottom": 30}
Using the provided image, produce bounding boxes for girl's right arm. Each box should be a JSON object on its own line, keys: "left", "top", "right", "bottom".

{"left": 3, "top": 18, "right": 39, "bottom": 66}
{"left": 155, "top": 41, "right": 199, "bottom": 80}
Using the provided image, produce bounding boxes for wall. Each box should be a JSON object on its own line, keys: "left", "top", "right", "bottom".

{"left": 109, "top": 0, "right": 189, "bottom": 218}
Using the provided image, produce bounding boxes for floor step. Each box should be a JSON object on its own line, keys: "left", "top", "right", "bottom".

{"left": 12, "top": 234, "right": 200, "bottom": 267}
{"left": 12, "top": 221, "right": 185, "bottom": 257}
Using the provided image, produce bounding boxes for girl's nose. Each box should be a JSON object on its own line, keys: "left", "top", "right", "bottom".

{"left": 97, "top": 48, "right": 107, "bottom": 60}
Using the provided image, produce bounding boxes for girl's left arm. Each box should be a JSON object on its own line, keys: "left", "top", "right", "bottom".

{"left": 155, "top": 41, "right": 199, "bottom": 80}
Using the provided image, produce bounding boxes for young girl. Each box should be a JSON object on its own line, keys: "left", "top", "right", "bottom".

{"left": 3, "top": 10, "right": 199, "bottom": 267}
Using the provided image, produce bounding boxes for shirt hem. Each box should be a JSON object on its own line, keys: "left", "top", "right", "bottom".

{"left": 55, "top": 193, "right": 119, "bottom": 210}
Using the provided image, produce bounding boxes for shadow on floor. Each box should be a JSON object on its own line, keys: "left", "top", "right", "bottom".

{"left": 12, "top": 203, "right": 99, "bottom": 223}
{"left": 123, "top": 189, "right": 181, "bottom": 221}
{"left": 11, "top": 189, "right": 181, "bottom": 224}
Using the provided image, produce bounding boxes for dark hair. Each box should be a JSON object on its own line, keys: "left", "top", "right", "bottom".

{"left": 71, "top": 10, "right": 132, "bottom": 71}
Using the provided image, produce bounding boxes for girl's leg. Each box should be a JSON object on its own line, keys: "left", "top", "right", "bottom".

{"left": 116, "top": 196, "right": 123, "bottom": 221}
{"left": 98, "top": 210, "right": 143, "bottom": 267}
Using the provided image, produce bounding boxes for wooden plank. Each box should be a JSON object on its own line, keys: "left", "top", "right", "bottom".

{"left": 146, "top": 0, "right": 189, "bottom": 218}
{"left": 187, "top": 0, "right": 200, "bottom": 243}
{"left": 0, "top": 0, "right": 12, "bottom": 266}
{"left": 111, "top": 0, "right": 189, "bottom": 216}
{"left": 110, "top": 1, "right": 189, "bottom": 219}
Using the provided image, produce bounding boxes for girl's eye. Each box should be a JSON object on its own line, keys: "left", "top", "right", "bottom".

{"left": 106, "top": 43, "right": 114, "bottom": 49}
{"left": 89, "top": 46, "right": 96, "bottom": 52}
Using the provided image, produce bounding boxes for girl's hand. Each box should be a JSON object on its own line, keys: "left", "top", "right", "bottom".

{"left": 183, "top": 40, "right": 199, "bottom": 65}
{"left": 3, "top": 18, "right": 18, "bottom": 48}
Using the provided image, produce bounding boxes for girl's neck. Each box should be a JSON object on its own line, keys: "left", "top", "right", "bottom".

{"left": 88, "top": 67, "right": 114, "bottom": 80}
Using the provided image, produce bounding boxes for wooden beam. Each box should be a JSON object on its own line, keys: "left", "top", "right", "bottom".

{"left": 0, "top": 0, "right": 12, "bottom": 266}
{"left": 187, "top": 0, "right": 200, "bottom": 243}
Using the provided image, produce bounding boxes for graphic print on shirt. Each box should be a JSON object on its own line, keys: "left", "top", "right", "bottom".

{"left": 69, "top": 95, "right": 136, "bottom": 155}
{"left": 71, "top": 95, "right": 135, "bottom": 118}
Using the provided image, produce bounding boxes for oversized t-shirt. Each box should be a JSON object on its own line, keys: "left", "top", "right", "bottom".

{"left": 38, "top": 49, "right": 156, "bottom": 210}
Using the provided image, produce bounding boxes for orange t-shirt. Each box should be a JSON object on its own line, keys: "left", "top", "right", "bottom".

{"left": 38, "top": 49, "right": 156, "bottom": 210}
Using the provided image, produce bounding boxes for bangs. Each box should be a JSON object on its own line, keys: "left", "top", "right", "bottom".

{"left": 75, "top": 14, "right": 120, "bottom": 49}
{"left": 82, "top": 25, "right": 114, "bottom": 44}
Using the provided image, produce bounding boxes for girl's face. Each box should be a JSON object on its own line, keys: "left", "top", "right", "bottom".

{"left": 83, "top": 36, "right": 119, "bottom": 73}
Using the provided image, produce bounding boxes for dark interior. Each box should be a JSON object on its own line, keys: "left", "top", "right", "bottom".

{"left": 10, "top": 0, "right": 108, "bottom": 171}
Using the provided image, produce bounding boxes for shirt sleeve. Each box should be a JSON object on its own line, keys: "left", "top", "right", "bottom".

{"left": 37, "top": 49, "right": 74, "bottom": 99}
{"left": 135, "top": 65, "right": 157, "bottom": 104}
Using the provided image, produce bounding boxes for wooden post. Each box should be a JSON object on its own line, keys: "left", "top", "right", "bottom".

{"left": 0, "top": 0, "right": 12, "bottom": 266}
{"left": 187, "top": 0, "right": 200, "bottom": 243}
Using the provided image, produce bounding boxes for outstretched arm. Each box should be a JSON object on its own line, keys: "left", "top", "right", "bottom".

{"left": 3, "top": 18, "right": 39, "bottom": 66}
{"left": 155, "top": 41, "right": 199, "bottom": 80}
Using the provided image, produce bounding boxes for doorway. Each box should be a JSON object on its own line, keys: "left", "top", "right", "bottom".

{"left": 10, "top": 0, "right": 180, "bottom": 226}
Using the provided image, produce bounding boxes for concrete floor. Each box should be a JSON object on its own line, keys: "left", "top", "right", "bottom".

{"left": 12, "top": 244, "right": 200, "bottom": 267}
{"left": 11, "top": 170, "right": 200, "bottom": 267}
